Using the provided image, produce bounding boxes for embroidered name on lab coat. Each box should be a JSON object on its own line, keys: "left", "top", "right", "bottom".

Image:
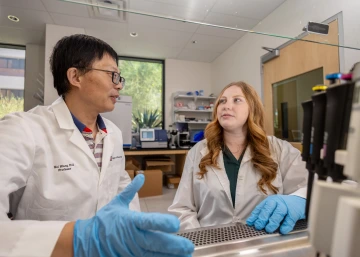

{"left": 110, "top": 156, "right": 122, "bottom": 161}
{"left": 54, "top": 163, "right": 75, "bottom": 172}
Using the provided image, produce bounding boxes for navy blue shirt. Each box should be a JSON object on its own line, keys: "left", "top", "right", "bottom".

{"left": 71, "top": 113, "right": 107, "bottom": 133}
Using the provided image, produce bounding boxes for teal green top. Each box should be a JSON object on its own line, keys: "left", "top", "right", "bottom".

{"left": 223, "top": 147, "right": 246, "bottom": 208}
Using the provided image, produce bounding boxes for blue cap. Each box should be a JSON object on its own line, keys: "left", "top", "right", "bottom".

{"left": 325, "top": 73, "right": 342, "bottom": 80}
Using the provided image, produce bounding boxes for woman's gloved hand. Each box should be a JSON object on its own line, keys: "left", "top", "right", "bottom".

{"left": 246, "top": 195, "right": 306, "bottom": 234}
{"left": 73, "top": 174, "right": 195, "bottom": 257}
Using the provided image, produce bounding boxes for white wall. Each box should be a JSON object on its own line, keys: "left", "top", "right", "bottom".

{"left": 42, "top": 24, "right": 211, "bottom": 129}
{"left": 211, "top": 0, "right": 360, "bottom": 97}
{"left": 44, "top": 24, "right": 85, "bottom": 105}
{"left": 165, "top": 59, "right": 212, "bottom": 128}
{"left": 24, "top": 44, "right": 44, "bottom": 111}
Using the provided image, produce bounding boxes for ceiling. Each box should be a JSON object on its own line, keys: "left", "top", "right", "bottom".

{"left": 0, "top": 0, "right": 286, "bottom": 62}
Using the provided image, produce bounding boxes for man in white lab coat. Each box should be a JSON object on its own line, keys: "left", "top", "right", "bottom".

{"left": 0, "top": 34, "right": 194, "bottom": 257}
{"left": 169, "top": 81, "right": 307, "bottom": 234}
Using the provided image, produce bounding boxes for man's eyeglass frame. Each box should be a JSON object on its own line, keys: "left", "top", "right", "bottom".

{"left": 81, "top": 68, "right": 125, "bottom": 86}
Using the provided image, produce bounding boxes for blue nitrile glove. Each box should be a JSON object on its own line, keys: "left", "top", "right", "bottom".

{"left": 246, "top": 195, "right": 306, "bottom": 234}
{"left": 73, "top": 174, "right": 194, "bottom": 257}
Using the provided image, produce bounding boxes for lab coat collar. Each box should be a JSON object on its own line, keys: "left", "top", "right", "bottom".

{"left": 241, "top": 146, "right": 252, "bottom": 164}
{"left": 99, "top": 129, "right": 114, "bottom": 183}
{"left": 51, "top": 97, "right": 76, "bottom": 130}
{"left": 51, "top": 97, "right": 114, "bottom": 175}
{"left": 51, "top": 97, "right": 114, "bottom": 134}
{"left": 51, "top": 97, "right": 98, "bottom": 169}
{"left": 199, "top": 140, "right": 252, "bottom": 164}
{"left": 99, "top": 118, "right": 114, "bottom": 182}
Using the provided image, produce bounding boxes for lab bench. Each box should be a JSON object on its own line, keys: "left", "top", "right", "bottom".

{"left": 124, "top": 148, "right": 189, "bottom": 176}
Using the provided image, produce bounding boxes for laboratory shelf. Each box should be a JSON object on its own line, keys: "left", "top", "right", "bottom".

{"left": 174, "top": 94, "right": 217, "bottom": 100}
{"left": 175, "top": 121, "right": 210, "bottom": 124}
{"left": 174, "top": 109, "right": 213, "bottom": 113}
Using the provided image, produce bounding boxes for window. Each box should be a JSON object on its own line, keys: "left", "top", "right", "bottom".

{"left": 272, "top": 68, "right": 324, "bottom": 142}
{"left": 118, "top": 57, "right": 164, "bottom": 131}
{"left": 0, "top": 45, "right": 26, "bottom": 119}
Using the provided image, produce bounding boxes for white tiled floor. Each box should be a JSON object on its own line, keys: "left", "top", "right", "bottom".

{"left": 139, "top": 187, "right": 177, "bottom": 214}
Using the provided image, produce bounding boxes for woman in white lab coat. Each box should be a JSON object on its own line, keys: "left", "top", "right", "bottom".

{"left": 169, "top": 81, "right": 307, "bottom": 234}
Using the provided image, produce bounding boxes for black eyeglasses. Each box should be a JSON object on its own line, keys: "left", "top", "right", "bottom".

{"left": 83, "top": 68, "right": 125, "bottom": 86}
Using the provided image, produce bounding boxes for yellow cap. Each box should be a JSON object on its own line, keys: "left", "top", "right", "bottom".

{"left": 312, "top": 85, "right": 327, "bottom": 92}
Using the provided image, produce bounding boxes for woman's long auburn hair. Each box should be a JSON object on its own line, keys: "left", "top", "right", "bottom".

{"left": 198, "top": 81, "right": 279, "bottom": 194}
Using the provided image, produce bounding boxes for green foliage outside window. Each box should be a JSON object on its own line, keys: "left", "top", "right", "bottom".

{"left": 132, "top": 108, "right": 162, "bottom": 129}
{"left": 0, "top": 97, "right": 24, "bottom": 119}
{"left": 118, "top": 59, "right": 163, "bottom": 131}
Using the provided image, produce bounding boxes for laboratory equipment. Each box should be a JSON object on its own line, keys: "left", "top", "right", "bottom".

{"left": 178, "top": 220, "right": 311, "bottom": 256}
{"left": 139, "top": 128, "right": 168, "bottom": 148}
{"left": 189, "top": 129, "right": 204, "bottom": 144}
{"left": 301, "top": 85, "right": 328, "bottom": 219}
{"left": 101, "top": 95, "right": 132, "bottom": 148}
{"left": 169, "top": 130, "right": 177, "bottom": 149}
{"left": 177, "top": 132, "right": 190, "bottom": 149}
{"left": 322, "top": 79, "right": 354, "bottom": 181}
{"left": 139, "top": 128, "right": 155, "bottom": 142}
{"left": 310, "top": 90, "right": 327, "bottom": 180}
{"left": 301, "top": 99, "right": 313, "bottom": 219}
{"left": 307, "top": 63, "right": 360, "bottom": 257}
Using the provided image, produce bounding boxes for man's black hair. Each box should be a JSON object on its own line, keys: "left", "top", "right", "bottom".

{"left": 50, "top": 34, "right": 119, "bottom": 96}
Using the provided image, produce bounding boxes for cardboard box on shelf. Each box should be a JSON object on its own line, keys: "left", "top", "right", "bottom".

{"left": 166, "top": 175, "right": 181, "bottom": 189}
{"left": 125, "top": 157, "right": 141, "bottom": 171}
{"left": 135, "top": 170, "right": 163, "bottom": 198}
{"left": 126, "top": 170, "right": 134, "bottom": 180}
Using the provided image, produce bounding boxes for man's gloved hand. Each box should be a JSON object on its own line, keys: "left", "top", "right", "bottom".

{"left": 73, "top": 174, "right": 194, "bottom": 257}
{"left": 246, "top": 195, "right": 306, "bottom": 234}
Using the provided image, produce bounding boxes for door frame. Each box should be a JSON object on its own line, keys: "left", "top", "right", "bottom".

{"left": 260, "top": 12, "right": 345, "bottom": 102}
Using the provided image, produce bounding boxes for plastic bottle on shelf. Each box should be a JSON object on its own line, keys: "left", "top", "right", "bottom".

{"left": 131, "top": 136, "right": 137, "bottom": 149}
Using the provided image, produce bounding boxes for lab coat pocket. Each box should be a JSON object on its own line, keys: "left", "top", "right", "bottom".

{"left": 28, "top": 199, "right": 69, "bottom": 221}
{"left": 108, "top": 157, "right": 122, "bottom": 168}
{"left": 27, "top": 188, "right": 69, "bottom": 221}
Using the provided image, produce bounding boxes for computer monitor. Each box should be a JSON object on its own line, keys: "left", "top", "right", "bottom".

{"left": 140, "top": 128, "right": 155, "bottom": 141}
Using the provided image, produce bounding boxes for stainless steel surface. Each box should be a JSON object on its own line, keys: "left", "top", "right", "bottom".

{"left": 178, "top": 220, "right": 315, "bottom": 257}
{"left": 178, "top": 220, "right": 307, "bottom": 247}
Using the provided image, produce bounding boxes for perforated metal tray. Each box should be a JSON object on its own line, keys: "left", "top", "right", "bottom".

{"left": 178, "top": 220, "right": 307, "bottom": 247}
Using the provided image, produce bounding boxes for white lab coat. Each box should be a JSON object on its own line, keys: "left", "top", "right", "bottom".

{"left": 0, "top": 97, "right": 140, "bottom": 257}
{"left": 168, "top": 136, "right": 307, "bottom": 231}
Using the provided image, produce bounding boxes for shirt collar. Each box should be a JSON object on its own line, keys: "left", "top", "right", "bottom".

{"left": 71, "top": 113, "right": 107, "bottom": 133}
